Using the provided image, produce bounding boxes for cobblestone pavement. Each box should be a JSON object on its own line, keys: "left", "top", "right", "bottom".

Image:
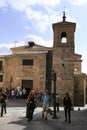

{"left": 0, "top": 100, "right": 87, "bottom": 130}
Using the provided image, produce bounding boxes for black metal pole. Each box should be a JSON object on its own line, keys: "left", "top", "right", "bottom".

{"left": 9, "top": 76, "right": 12, "bottom": 99}
{"left": 9, "top": 81, "right": 11, "bottom": 98}
{"left": 52, "top": 70, "right": 57, "bottom": 119}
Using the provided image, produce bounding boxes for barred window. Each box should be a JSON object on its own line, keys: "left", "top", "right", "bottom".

{"left": 22, "top": 59, "right": 33, "bottom": 66}
{"left": 0, "top": 75, "right": 3, "bottom": 82}
{"left": 0, "top": 61, "right": 2, "bottom": 70}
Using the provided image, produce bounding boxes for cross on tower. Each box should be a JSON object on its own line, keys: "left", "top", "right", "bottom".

{"left": 62, "top": 7, "right": 66, "bottom": 22}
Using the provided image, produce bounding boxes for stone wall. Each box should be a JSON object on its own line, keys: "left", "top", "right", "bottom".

{"left": 1, "top": 53, "right": 47, "bottom": 92}
{"left": 52, "top": 48, "right": 74, "bottom": 105}
{"left": 74, "top": 73, "right": 86, "bottom": 106}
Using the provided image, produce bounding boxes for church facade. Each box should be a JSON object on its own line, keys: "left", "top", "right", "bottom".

{"left": 0, "top": 13, "right": 86, "bottom": 106}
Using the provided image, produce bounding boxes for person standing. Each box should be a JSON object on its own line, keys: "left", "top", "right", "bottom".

{"left": 25, "top": 90, "right": 37, "bottom": 122}
{"left": 22, "top": 88, "right": 26, "bottom": 99}
{"left": 42, "top": 90, "right": 51, "bottom": 120}
{"left": 63, "top": 92, "right": 72, "bottom": 123}
{"left": 11, "top": 89, "right": 15, "bottom": 100}
{"left": 0, "top": 90, "right": 8, "bottom": 116}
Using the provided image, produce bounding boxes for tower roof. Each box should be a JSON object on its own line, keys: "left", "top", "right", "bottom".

{"left": 52, "top": 10, "right": 76, "bottom": 31}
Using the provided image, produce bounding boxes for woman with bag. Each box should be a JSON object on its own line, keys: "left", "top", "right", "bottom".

{"left": 25, "top": 90, "right": 37, "bottom": 122}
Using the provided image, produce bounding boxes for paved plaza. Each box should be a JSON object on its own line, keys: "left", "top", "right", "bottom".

{"left": 0, "top": 100, "right": 87, "bottom": 130}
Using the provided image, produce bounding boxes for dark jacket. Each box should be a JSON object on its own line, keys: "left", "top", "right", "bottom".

{"left": 28, "top": 96, "right": 36, "bottom": 109}
{"left": 63, "top": 97, "right": 72, "bottom": 109}
{"left": 0, "top": 96, "right": 5, "bottom": 104}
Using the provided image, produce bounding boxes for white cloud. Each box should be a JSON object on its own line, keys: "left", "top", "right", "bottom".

{"left": 0, "top": 43, "right": 12, "bottom": 55}
{"left": 25, "top": 34, "right": 53, "bottom": 47}
{"left": 39, "top": 0, "right": 61, "bottom": 7}
{"left": 0, "top": 0, "right": 61, "bottom": 33}
{"left": 82, "top": 60, "right": 87, "bottom": 74}
{"left": 0, "top": 41, "right": 26, "bottom": 55}
{"left": 82, "top": 52, "right": 87, "bottom": 74}
{"left": 14, "top": 41, "right": 26, "bottom": 47}
{"left": 0, "top": 35, "right": 53, "bottom": 55}
{"left": 0, "top": 0, "right": 61, "bottom": 10}
{"left": 24, "top": 25, "right": 30, "bottom": 30}
{"left": 25, "top": 6, "right": 61, "bottom": 33}
{"left": 0, "top": 0, "right": 87, "bottom": 11}
{"left": 0, "top": 0, "right": 77, "bottom": 33}
{"left": 0, "top": 0, "right": 87, "bottom": 12}
{"left": 0, "top": 0, "right": 7, "bottom": 8}
{"left": 67, "top": 0, "right": 87, "bottom": 5}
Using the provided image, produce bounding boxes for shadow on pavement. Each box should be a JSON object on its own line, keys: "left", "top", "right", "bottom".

{"left": 7, "top": 99, "right": 26, "bottom": 107}
{"left": 8, "top": 112, "right": 63, "bottom": 130}
{"left": 5, "top": 100, "right": 87, "bottom": 130}
{"left": 7, "top": 109, "right": 87, "bottom": 130}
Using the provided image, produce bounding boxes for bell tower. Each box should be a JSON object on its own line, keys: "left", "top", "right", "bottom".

{"left": 52, "top": 11, "right": 76, "bottom": 104}
{"left": 53, "top": 11, "right": 76, "bottom": 53}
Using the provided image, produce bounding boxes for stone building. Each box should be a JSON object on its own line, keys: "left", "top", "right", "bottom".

{"left": 52, "top": 12, "right": 86, "bottom": 106}
{"left": 0, "top": 43, "right": 52, "bottom": 96}
{"left": 0, "top": 13, "right": 86, "bottom": 105}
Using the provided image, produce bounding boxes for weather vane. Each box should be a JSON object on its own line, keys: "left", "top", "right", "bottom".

{"left": 62, "top": 7, "right": 66, "bottom": 22}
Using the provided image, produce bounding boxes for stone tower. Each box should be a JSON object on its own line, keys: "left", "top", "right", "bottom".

{"left": 52, "top": 11, "right": 76, "bottom": 103}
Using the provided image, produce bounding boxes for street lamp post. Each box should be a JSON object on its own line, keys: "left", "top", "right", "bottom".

{"left": 9, "top": 76, "right": 12, "bottom": 98}
{"left": 51, "top": 70, "right": 57, "bottom": 119}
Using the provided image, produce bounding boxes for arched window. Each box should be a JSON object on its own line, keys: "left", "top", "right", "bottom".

{"left": 61, "top": 32, "right": 67, "bottom": 43}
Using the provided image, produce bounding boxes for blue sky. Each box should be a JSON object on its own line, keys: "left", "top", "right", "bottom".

{"left": 0, "top": 0, "right": 87, "bottom": 74}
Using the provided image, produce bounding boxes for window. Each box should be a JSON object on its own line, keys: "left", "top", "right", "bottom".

{"left": 0, "top": 61, "right": 2, "bottom": 70}
{"left": 61, "top": 32, "right": 67, "bottom": 43}
{"left": 74, "top": 67, "right": 78, "bottom": 72}
{"left": 23, "top": 59, "right": 33, "bottom": 66}
{"left": 0, "top": 75, "right": 3, "bottom": 82}
{"left": 74, "top": 67, "right": 79, "bottom": 74}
